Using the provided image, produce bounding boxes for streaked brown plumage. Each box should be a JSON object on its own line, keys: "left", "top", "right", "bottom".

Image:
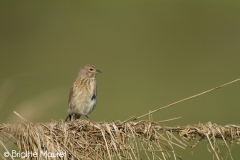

{"left": 65, "top": 64, "right": 101, "bottom": 122}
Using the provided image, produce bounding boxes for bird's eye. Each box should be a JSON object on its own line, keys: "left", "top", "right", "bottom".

{"left": 89, "top": 68, "right": 93, "bottom": 71}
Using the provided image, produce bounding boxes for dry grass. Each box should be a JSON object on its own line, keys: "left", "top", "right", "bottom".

{"left": 0, "top": 78, "right": 240, "bottom": 159}
{"left": 0, "top": 120, "right": 239, "bottom": 160}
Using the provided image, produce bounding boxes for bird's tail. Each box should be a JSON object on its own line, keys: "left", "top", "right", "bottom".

{"left": 65, "top": 115, "right": 71, "bottom": 122}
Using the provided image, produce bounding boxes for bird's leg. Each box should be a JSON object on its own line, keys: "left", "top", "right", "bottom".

{"left": 71, "top": 114, "right": 76, "bottom": 121}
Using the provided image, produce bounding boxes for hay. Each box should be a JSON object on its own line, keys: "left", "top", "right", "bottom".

{"left": 1, "top": 78, "right": 240, "bottom": 159}
{"left": 0, "top": 120, "right": 239, "bottom": 160}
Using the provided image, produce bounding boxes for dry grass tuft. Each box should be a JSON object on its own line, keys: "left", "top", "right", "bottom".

{"left": 1, "top": 78, "right": 240, "bottom": 159}
{"left": 0, "top": 120, "right": 239, "bottom": 160}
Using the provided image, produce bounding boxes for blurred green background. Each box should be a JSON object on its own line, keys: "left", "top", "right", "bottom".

{"left": 0, "top": 0, "right": 240, "bottom": 159}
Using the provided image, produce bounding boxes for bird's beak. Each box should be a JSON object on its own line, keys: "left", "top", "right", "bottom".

{"left": 96, "top": 69, "right": 101, "bottom": 73}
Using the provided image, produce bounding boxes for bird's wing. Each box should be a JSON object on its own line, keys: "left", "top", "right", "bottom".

{"left": 68, "top": 85, "right": 74, "bottom": 109}
{"left": 91, "top": 82, "right": 97, "bottom": 100}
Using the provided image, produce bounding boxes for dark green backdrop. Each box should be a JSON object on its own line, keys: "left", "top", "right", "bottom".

{"left": 1, "top": 1, "right": 240, "bottom": 159}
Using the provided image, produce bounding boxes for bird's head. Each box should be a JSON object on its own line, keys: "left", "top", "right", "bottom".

{"left": 78, "top": 64, "right": 101, "bottom": 78}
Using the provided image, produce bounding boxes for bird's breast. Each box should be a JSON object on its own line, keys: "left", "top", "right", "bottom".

{"left": 71, "top": 78, "right": 97, "bottom": 116}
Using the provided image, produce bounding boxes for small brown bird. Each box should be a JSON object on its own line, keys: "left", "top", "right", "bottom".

{"left": 65, "top": 64, "right": 101, "bottom": 122}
